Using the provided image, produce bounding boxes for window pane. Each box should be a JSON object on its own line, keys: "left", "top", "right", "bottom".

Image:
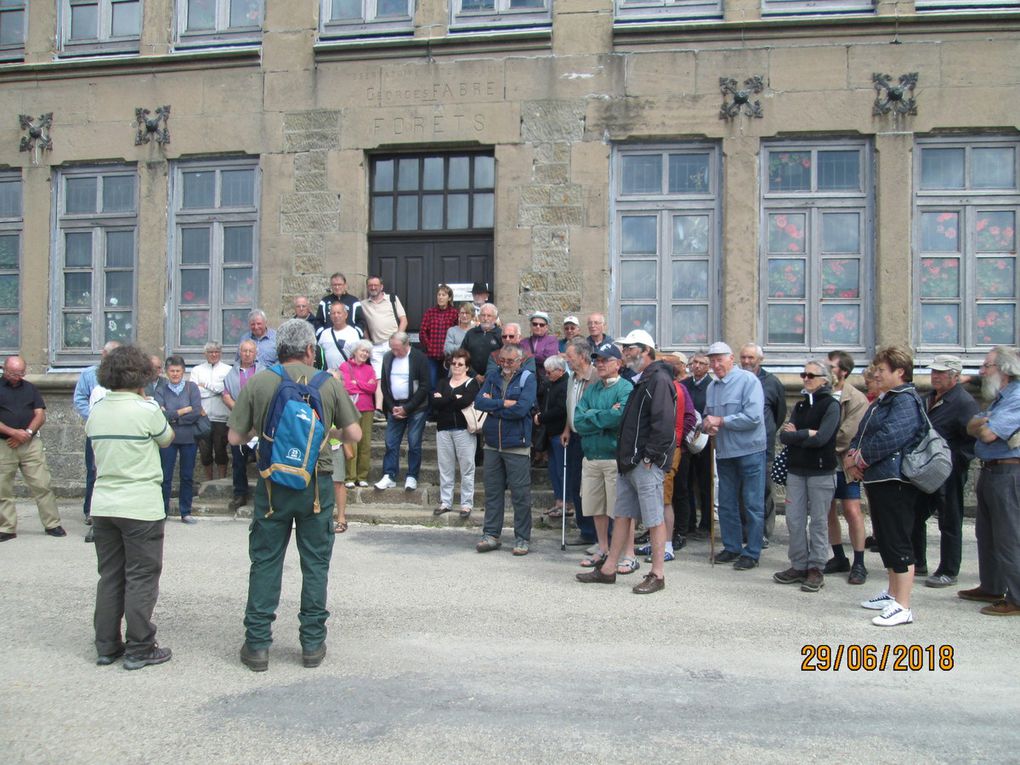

{"left": 64, "top": 313, "right": 92, "bottom": 348}
{"left": 919, "top": 257, "right": 960, "bottom": 298}
{"left": 0, "top": 315, "right": 17, "bottom": 347}
{"left": 223, "top": 267, "right": 254, "bottom": 304}
{"left": 181, "top": 227, "right": 211, "bottom": 264}
{"left": 180, "top": 310, "right": 210, "bottom": 344}
{"left": 920, "top": 148, "right": 964, "bottom": 190}
{"left": 972, "top": 148, "right": 1016, "bottom": 190}
{"left": 0, "top": 274, "right": 18, "bottom": 310}
{"left": 621, "top": 155, "right": 662, "bottom": 195}
{"left": 767, "top": 151, "right": 811, "bottom": 192}
{"left": 66, "top": 177, "right": 97, "bottom": 214}
{"left": 767, "top": 259, "right": 806, "bottom": 299}
{"left": 111, "top": 0, "right": 140, "bottom": 37}
{"left": 106, "top": 230, "right": 133, "bottom": 268}
{"left": 105, "top": 271, "right": 132, "bottom": 307}
{"left": 474, "top": 156, "right": 495, "bottom": 189}
{"left": 180, "top": 269, "right": 209, "bottom": 305}
{"left": 821, "top": 258, "right": 860, "bottom": 299}
{"left": 621, "top": 216, "right": 656, "bottom": 255}
{"left": 449, "top": 157, "right": 470, "bottom": 189}
{"left": 473, "top": 193, "right": 493, "bottom": 228}
{"left": 222, "top": 309, "right": 248, "bottom": 344}
{"left": 64, "top": 272, "right": 92, "bottom": 307}
{"left": 396, "top": 195, "right": 418, "bottom": 230}
{"left": 671, "top": 305, "right": 708, "bottom": 346}
{"left": 422, "top": 196, "right": 443, "bottom": 230}
{"left": 0, "top": 11, "right": 24, "bottom": 46}
{"left": 377, "top": 0, "right": 407, "bottom": 14}
{"left": 976, "top": 257, "right": 1015, "bottom": 299}
{"left": 817, "top": 151, "right": 860, "bottom": 191}
{"left": 70, "top": 3, "right": 98, "bottom": 40}
{"left": 510, "top": 0, "right": 544, "bottom": 7}
{"left": 104, "top": 311, "right": 132, "bottom": 343}
{"left": 422, "top": 158, "right": 444, "bottom": 190}
{"left": 767, "top": 304, "right": 805, "bottom": 345}
{"left": 373, "top": 160, "right": 394, "bottom": 192}
{"left": 397, "top": 159, "right": 419, "bottom": 191}
{"left": 975, "top": 304, "right": 1016, "bottom": 345}
{"left": 672, "top": 215, "right": 709, "bottom": 254}
{"left": 372, "top": 197, "right": 393, "bottom": 230}
{"left": 821, "top": 212, "right": 859, "bottom": 253}
{"left": 920, "top": 212, "right": 960, "bottom": 252}
{"left": 0, "top": 181, "right": 21, "bottom": 217}
{"left": 820, "top": 304, "right": 860, "bottom": 346}
{"left": 0, "top": 234, "right": 18, "bottom": 268}
{"left": 331, "top": 0, "right": 361, "bottom": 19}
{"left": 224, "top": 225, "right": 254, "bottom": 264}
{"left": 672, "top": 260, "right": 708, "bottom": 300}
{"left": 221, "top": 169, "right": 255, "bottom": 207}
{"left": 447, "top": 194, "right": 469, "bottom": 229}
{"left": 182, "top": 171, "right": 215, "bottom": 208}
{"left": 920, "top": 304, "right": 959, "bottom": 346}
{"left": 621, "top": 304, "right": 656, "bottom": 339}
{"left": 975, "top": 211, "right": 1015, "bottom": 253}
{"left": 668, "top": 154, "right": 709, "bottom": 193}
{"left": 102, "top": 176, "right": 135, "bottom": 212}
{"left": 65, "top": 232, "right": 92, "bottom": 267}
{"left": 461, "top": 0, "right": 495, "bottom": 10}
{"left": 768, "top": 213, "right": 806, "bottom": 254}
{"left": 229, "top": 0, "right": 261, "bottom": 28}
{"left": 187, "top": 0, "right": 216, "bottom": 31}
{"left": 620, "top": 261, "right": 656, "bottom": 300}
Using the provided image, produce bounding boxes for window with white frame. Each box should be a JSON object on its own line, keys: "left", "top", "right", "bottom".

{"left": 451, "top": 0, "right": 550, "bottom": 30}
{"left": 760, "top": 141, "right": 872, "bottom": 355}
{"left": 914, "top": 137, "right": 1020, "bottom": 352}
{"left": 53, "top": 166, "right": 138, "bottom": 361}
{"left": 762, "top": 0, "right": 874, "bottom": 15}
{"left": 177, "top": 0, "right": 262, "bottom": 47}
{"left": 0, "top": 0, "right": 26, "bottom": 61}
{"left": 60, "top": 0, "right": 141, "bottom": 54}
{"left": 613, "top": 145, "right": 721, "bottom": 350}
{"left": 615, "top": 0, "right": 722, "bottom": 22}
{"left": 0, "top": 173, "right": 21, "bottom": 351}
{"left": 171, "top": 159, "right": 259, "bottom": 352}
{"left": 321, "top": 0, "right": 414, "bottom": 37}
{"left": 916, "top": 0, "right": 1019, "bottom": 10}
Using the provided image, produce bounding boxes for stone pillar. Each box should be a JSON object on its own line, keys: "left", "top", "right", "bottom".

{"left": 873, "top": 130, "right": 914, "bottom": 347}
{"left": 721, "top": 134, "right": 762, "bottom": 347}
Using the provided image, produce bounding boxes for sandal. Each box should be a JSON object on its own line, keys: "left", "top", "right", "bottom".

{"left": 433, "top": 506, "right": 452, "bottom": 516}
{"left": 459, "top": 507, "right": 472, "bottom": 520}
{"left": 334, "top": 520, "right": 348, "bottom": 534}
{"left": 617, "top": 557, "right": 640, "bottom": 575}
{"left": 546, "top": 507, "right": 563, "bottom": 519}
{"left": 580, "top": 551, "right": 607, "bottom": 568}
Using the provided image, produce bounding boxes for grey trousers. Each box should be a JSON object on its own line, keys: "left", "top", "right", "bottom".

{"left": 437, "top": 428, "right": 476, "bottom": 509}
{"left": 784, "top": 472, "right": 836, "bottom": 571}
{"left": 976, "top": 464, "right": 1020, "bottom": 606}
{"left": 92, "top": 516, "right": 165, "bottom": 658}
{"left": 482, "top": 449, "right": 532, "bottom": 542}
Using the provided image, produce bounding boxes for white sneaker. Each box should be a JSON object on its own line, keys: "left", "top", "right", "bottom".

{"left": 344, "top": 481, "right": 355, "bottom": 488}
{"left": 357, "top": 481, "right": 370, "bottom": 488}
{"left": 860, "top": 590, "right": 894, "bottom": 610}
{"left": 404, "top": 476, "right": 418, "bottom": 491}
{"left": 374, "top": 475, "right": 396, "bottom": 490}
{"left": 872, "top": 601, "right": 914, "bottom": 627}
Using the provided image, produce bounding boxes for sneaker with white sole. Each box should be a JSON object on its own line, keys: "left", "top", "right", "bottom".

{"left": 374, "top": 475, "right": 396, "bottom": 490}
{"left": 357, "top": 481, "right": 370, "bottom": 488}
{"left": 860, "top": 590, "right": 894, "bottom": 610}
{"left": 644, "top": 549, "right": 676, "bottom": 563}
{"left": 404, "top": 476, "right": 417, "bottom": 491}
{"left": 872, "top": 601, "right": 914, "bottom": 627}
{"left": 635, "top": 543, "right": 652, "bottom": 556}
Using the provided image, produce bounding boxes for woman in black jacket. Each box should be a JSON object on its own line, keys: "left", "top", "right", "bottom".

{"left": 432, "top": 350, "right": 480, "bottom": 519}
{"left": 536, "top": 355, "right": 569, "bottom": 517}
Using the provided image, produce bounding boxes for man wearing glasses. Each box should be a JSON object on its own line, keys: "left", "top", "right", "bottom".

{"left": 682, "top": 352, "right": 712, "bottom": 536}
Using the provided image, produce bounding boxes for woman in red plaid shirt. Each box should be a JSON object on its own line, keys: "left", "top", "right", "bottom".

{"left": 420, "top": 284, "right": 460, "bottom": 393}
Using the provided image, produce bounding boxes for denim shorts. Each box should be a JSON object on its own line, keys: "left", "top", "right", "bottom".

{"left": 833, "top": 469, "right": 861, "bottom": 500}
{"left": 613, "top": 464, "right": 665, "bottom": 528}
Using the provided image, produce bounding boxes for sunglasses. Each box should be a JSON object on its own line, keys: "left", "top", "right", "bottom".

{"left": 502, "top": 335, "right": 516, "bottom": 339}
{"left": 800, "top": 372, "right": 824, "bottom": 380}
{"left": 531, "top": 322, "right": 547, "bottom": 327}
{"left": 450, "top": 361, "right": 466, "bottom": 367}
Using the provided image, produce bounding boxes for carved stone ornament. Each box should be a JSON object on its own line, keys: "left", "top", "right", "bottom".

{"left": 19, "top": 113, "right": 53, "bottom": 153}
{"left": 873, "top": 73, "right": 918, "bottom": 116}
{"left": 719, "top": 76, "right": 765, "bottom": 120}
{"left": 135, "top": 105, "right": 171, "bottom": 146}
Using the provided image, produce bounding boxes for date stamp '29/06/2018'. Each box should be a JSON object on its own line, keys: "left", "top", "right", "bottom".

{"left": 801, "top": 644, "right": 955, "bottom": 672}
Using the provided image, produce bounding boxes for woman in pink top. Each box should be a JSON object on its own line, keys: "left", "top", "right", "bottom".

{"left": 340, "top": 340, "right": 377, "bottom": 487}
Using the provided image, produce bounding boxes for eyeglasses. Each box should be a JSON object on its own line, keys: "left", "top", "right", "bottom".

{"left": 531, "top": 322, "right": 546, "bottom": 327}
{"left": 981, "top": 362, "right": 999, "bottom": 370}
{"left": 800, "top": 372, "right": 823, "bottom": 380}
{"left": 502, "top": 335, "right": 517, "bottom": 340}
{"left": 450, "top": 361, "right": 466, "bottom": 367}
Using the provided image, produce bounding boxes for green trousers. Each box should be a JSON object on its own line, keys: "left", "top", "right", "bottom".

{"left": 244, "top": 473, "right": 335, "bottom": 650}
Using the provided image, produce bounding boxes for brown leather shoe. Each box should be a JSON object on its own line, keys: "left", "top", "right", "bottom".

{"left": 576, "top": 566, "right": 616, "bottom": 584}
{"left": 958, "top": 586, "right": 1004, "bottom": 603}
{"left": 980, "top": 599, "right": 1020, "bottom": 616}
{"left": 632, "top": 572, "right": 665, "bottom": 594}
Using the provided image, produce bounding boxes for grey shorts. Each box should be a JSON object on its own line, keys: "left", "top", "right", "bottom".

{"left": 613, "top": 464, "right": 665, "bottom": 528}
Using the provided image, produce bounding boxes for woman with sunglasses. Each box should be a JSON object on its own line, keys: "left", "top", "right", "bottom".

{"left": 431, "top": 349, "right": 479, "bottom": 519}
{"left": 774, "top": 360, "right": 840, "bottom": 594}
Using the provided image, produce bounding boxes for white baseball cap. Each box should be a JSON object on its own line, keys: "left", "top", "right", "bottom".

{"left": 617, "top": 329, "right": 656, "bottom": 350}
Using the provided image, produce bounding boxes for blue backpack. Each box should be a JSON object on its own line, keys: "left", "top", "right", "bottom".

{"left": 256, "top": 365, "right": 331, "bottom": 515}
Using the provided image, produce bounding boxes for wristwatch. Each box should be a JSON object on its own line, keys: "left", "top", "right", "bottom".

{"left": 25, "top": 428, "right": 34, "bottom": 437}
{"left": 642, "top": 457, "right": 652, "bottom": 465}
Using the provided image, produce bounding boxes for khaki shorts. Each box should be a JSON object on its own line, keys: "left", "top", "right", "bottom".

{"left": 330, "top": 445, "right": 346, "bottom": 483}
{"left": 662, "top": 449, "right": 681, "bottom": 504}
{"left": 580, "top": 458, "right": 618, "bottom": 517}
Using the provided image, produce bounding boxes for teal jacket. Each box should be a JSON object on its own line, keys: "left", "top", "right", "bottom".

{"left": 574, "top": 376, "right": 633, "bottom": 460}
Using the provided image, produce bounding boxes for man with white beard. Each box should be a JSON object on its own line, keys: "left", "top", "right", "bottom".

{"left": 962, "top": 345, "right": 1020, "bottom": 616}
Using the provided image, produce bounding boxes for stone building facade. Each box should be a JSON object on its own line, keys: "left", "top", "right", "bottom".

{"left": 0, "top": 0, "right": 1017, "bottom": 485}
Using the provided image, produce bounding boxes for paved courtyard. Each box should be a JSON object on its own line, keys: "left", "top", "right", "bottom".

{"left": 1, "top": 502, "right": 1016, "bottom": 764}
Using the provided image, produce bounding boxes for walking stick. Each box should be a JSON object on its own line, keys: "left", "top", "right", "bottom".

{"left": 708, "top": 439, "right": 716, "bottom": 565}
{"left": 561, "top": 440, "right": 568, "bottom": 551}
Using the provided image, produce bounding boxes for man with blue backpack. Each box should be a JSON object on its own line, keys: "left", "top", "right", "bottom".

{"left": 227, "top": 319, "right": 361, "bottom": 672}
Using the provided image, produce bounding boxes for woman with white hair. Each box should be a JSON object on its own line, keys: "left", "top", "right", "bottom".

{"left": 189, "top": 341, "right": 231, "bottom": 482}
{"left": 340, "top": 339, "right": 377, "bottom": 488}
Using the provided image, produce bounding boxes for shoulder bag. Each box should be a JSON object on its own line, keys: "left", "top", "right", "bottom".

{"left": 900, "top": 393, "right": 953, "bottom": 494}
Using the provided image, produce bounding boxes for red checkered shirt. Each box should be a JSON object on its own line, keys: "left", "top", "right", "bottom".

{"left": 419, "top": 305, "right": 460, "bottom": 360}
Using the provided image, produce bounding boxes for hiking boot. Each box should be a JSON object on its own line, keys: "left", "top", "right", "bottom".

{"left": 823, "top": 556, "right": 850, "bottom": 574}
{"left": 240, "top": 643, "right": 269, "bottom": 672}
{"left": 801, "top": 568, "right": 825, "bottom": 593}
{"left": 848, "top": 562, "right": 868, "bottom": 585}
{"left": 773, "top": 567, "right": 807, "bottom": 585}
{"left": 123, "top": 644, "right": 172, "bottom": 671}
{"left": 302, "top": 644, "right": 327, "bottom": 668}
{"left": 872, "top": 601, "right": 913, "bottom": 627}
{"left": 576, "top": 566, "right": 616, "bottom": 584}
{"left": 475, "top": 535, "right": 502, "bottom": 553}
{"left": 632, "top": 573, "right": 665, "bottom": 594}
{"left": 512, "top": 538, "right": 529, "bottom": 556}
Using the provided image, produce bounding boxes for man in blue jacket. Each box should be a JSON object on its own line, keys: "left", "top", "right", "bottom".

{"left": 474, "top": 344, "right": 537, "bottom": 556}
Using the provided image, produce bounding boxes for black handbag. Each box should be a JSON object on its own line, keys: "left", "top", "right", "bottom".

{"left": 194, "top": 413, "right": 212, "bottom": 440}
{"left": 770, "top": 447, "right": 789, "bottom": 486}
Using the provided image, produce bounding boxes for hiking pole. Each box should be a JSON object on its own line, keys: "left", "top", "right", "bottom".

{"left": 708, "top": 439, "right": 716, "bottom": 565}
{"left": 561, "top": 441, "right": 568, "bottom": 551}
